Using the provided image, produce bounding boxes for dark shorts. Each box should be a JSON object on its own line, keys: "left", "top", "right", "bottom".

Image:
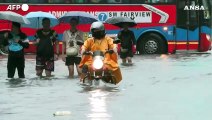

{"left": 65, "top": 56, "right": 81, "bottom": 66}
{"left": 120, "top": 50, "right": 133, "bottom": 59}
{"left": 36, "top": 56, "right": 54, "bottom": 71}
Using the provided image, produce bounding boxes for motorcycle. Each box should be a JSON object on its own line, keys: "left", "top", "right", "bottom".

{"left": 81, "top": 39, "right": 121, "bottom": 85}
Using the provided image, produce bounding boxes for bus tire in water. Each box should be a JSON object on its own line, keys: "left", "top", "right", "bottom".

{"left": 138, "top": 33, "right": 167, "bottom": 54}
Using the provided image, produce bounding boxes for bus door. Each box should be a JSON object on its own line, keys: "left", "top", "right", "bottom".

{"left": 176, "top": 0, "right": 200, "bottom": 51}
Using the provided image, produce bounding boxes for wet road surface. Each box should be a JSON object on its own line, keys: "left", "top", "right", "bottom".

{"left": 1, "top": 52, "right": 212, "bottom": 120}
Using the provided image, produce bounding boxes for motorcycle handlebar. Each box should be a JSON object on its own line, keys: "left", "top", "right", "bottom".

{"left": 83, "top": 50, "right": 114, "bottom": 55}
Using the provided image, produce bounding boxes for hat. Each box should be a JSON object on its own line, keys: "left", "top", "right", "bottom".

{"left": 12, "top": 22, "right": 21, "bottom": 28}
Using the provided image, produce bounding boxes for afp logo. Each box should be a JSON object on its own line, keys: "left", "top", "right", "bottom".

{"left": 6, "top": 4, "right": 29, "bottom": 11}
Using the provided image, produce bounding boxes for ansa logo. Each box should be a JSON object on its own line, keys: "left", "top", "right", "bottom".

{"left": 6, "top": 4, "right": 29, "bottom": 11}
{"left": 184, "top": 5, "right": 205, "bottom": 10}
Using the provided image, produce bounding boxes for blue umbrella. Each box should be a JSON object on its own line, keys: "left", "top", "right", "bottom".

{"left": 59, "top": 11, "right": 98, "bottom": 24}
{"left": 22, "top": 11, "right": 59, "bottom": 28}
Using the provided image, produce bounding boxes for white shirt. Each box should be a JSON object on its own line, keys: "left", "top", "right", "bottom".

{"left": 63, "top": 30, "right": 84, "bottom": 57}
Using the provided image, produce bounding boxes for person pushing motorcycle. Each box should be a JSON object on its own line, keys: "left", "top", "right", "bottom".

{"left": 79, "top": 21, "right": 122, "bottom": 84}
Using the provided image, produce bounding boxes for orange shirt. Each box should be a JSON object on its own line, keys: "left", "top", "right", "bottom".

{"left": 82, "top": 36, "right": 114, "bottom": 53}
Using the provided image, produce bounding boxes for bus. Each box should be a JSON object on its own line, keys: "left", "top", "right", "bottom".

{"left": 0, "top": 0, "right": 211, "bottom": 54}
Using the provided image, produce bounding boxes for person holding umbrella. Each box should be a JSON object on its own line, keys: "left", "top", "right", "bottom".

{"left": 105, "top": 17, "right": 137, "bottom": 65}
{"left": 59, "top": 11, "right": 98, "bottom": 79}
{"left": 62, "top": 18, "right": 84, "bottom": 79}
{"left": 118, "top": 23, "right": 136, "bottom": 65}
{"left": 34, "top": 18, "right": 59, "bottom": 77}
{"left": 2, "top": 22, "right": 29, "bottom": 78}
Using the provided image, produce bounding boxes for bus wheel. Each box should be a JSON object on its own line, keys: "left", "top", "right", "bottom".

{"left": 139, "top": 33, "right": 167, "bottom": 54}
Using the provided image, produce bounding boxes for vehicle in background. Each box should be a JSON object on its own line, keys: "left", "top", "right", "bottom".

{"left": 0, "top": 0, "right": 211, "bottom": 54}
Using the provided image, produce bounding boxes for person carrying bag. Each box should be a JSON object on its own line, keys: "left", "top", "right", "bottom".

{"left": 62, "top": 18, "right": 84, "bottom": 79}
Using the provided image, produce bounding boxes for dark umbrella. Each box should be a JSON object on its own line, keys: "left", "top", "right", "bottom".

{"left": 105, "top": 17, "right": 137, "bottom": 27}
{"left": 58, "top": 11, "right": 98, "bottom": 24}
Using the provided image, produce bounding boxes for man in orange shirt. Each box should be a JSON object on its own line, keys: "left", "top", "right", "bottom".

{"left": 79, "top": 21, "right": 122, "bottom": 84}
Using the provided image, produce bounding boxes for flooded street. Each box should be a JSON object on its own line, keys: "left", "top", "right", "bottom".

{"left": 1, "top": 52, "right": 212, "bottom": 120}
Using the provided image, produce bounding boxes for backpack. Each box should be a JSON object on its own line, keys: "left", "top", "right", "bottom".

{"left": 66, "top": 31, "right": 79, "bottom": 57}
{"left": 36, "top": 29, "right": 56, "bottom": 58}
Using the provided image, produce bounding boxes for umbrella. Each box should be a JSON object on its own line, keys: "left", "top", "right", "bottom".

{"left": 105, "top": 17, "right": 137, "bottom": 28}
{"left": 22, "top": 11, "right": 59, "bottom": 28}
{"left": 59, "top": 11, "right": 98, "bottom": 24}
{"left": 0, "top": 11, "right": 30, "bottom": 24}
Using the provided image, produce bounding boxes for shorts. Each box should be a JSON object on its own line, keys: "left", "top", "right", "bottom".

{"left": 36, "top": 56, "right": 54, "bottom": 71}
{"left": 120, "top": 50, "right": 133, "bottom": 59}
{"left": 65, "top": 56, "right": 81, "bottom": 66}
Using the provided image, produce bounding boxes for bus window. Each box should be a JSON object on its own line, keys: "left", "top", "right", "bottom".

{"left": 89, "top": 0, "right": 105, "bottom": 4}
{"left": 145, "top": 0, "right": 176, "bottom": 4}
{"left": 107, "top": 0, "right": 123, "bottom": 3}
{"left": 28, "top": 0, "right": 47, "bottom": 4}
{"left": 73, "top": 0, "right": 85, "bottom": 3}
{"left": 4, "top": 0, "right": 27, "bottom": 3}
{"left": 48, "top": 0, "right": 63, "bottom": 3}
{"left": 177, "top": 0, "right": 187, "bottom": 26}
{"left": 189, "top": 0, "right": 198, "bottom": 26}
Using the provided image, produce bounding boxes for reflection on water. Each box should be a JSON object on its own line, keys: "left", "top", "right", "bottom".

{"left": 79, "top": 84, "right": 120, "bottom": 120}
{"left": 5, "top": 78, "right": 28, "bottom": 88}
{"left": 88, "top": 89, "right": 111, "bottom": 120}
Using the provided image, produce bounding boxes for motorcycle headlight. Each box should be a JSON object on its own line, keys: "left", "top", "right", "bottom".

{"left": 93, "top": 58, "right": 103, "bottom": 69}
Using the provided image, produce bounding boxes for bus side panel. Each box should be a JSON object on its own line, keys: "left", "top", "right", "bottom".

{"left": 175, "top": 27, "right": 199, "bottom": 51}
{"left": 199, "top": 26, "right": 211, "bottom": 52}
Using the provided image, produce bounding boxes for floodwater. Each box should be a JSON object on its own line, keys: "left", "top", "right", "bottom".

{"left": 1, "top": 51, "right": 212, "bottom": 120}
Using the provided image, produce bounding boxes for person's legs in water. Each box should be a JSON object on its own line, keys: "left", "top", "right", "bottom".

{"left": 45, "top": 70, "right": 51, "bottom": 77}
{"left": 36, "top": 56, "right": 44, "bottom": 76}
{"left": 44, "top": 57, "right": 54, "bottom": 77}
{"left": 17, "top": 57, "right": 25, "bottom": 78}
{"left": 122, "top": 58, "right": 127, "bottom": 64}
{"left": 80, "top": 64, "right": 88, "bottom": 82}
{"left": 120, "top": 51, "right": 127, "bottom": 64}
{"left": 76, "top": 64, "right": 82, "bottom": 77}
{"left": 36, "top": 69, "right": 43, "bottom": 76}
{"left": 7, "top": 56, "right": 16, "bottom": 78}
{"left": 127, "top": 57, "right": 132, "bottom": 64}
{"left": 127, "top": 50, "right": 133, "bottom": 64}
{"left": 74, "top": 57, "right": 82, "bottom": 78}
{"left": 68, "top": 65, "right": 74, "bottom": 78}
{"left": 65, "top": 56, "right": 75, "bottom": 79}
